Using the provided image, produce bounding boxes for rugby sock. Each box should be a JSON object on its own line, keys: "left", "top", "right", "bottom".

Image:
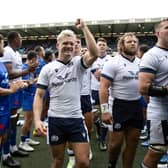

{"left": 21, "top": 135, "right": 26, "bottom": 143}
{"left": 3, "top": 133, "right": 10, "bottom": 154}
{"left": 108, "top": 160, "right": 117, "bottom": 168}
{"left": 26, "top": 131, "right": 30, "bottom": 139}
{"left": 67, "top": 149, "right": 74, "bottom": 156}
{"left": 100, "top": 126, "right": 108, "bottom": 142}
{"left": 67, "top": 149, "right": 75, "bottom": 167}
{"left": 94, "top": 118, "right": 101, "bottom": 139}
{"left": 10, "top": 126, "right": 17, "bottom": 146}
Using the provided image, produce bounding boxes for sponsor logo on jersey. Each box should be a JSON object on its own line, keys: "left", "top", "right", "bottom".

{"left": 123, "top": 71, "right": 138, "bottom": 80}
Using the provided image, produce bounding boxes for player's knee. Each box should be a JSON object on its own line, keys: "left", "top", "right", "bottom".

{"left": 149, "top": 144, "right": 168, "bottom": 154}
{"left": 77, "top": 159, "right": 89, "bottom": 168}
{"left": 52, "top": 157, "right": 64, "bottom": 167}
{"left": 25, "top": 117, "right": 33, "bottom": 126}
{"left": 109, "top": 141, "right": 122, "bottom": 152}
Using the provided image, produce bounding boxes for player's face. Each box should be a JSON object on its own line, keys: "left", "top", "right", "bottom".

{"left": 15, "top": 34, "right": 22, "bottom": 49}
{"left": 81, "top": 48, "right": 88, "bottom": 55}
{"left": 28, "top": 57, "right": 37, "bottom": 65}
{"left": 123, "top": 36, "right": 138, "bottom": 56}
{"left": 97, "top": 41, "right": 107, "bottom": 56}
{"left": 0, "top": 39, "right": 4, "bottom": 57}
{"left": 58, "top": 36, "right": 75, "bottom": 58}
{"left": 40, "top": 47, "right": 45, "bottom": 57}
{"left": 74, "top": 39, "right": 81, "bottom": 55}
{"left": 158, "top": 21, "right": 168, "bottom": 45}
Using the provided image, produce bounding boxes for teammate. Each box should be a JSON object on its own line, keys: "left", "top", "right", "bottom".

{"left": 0, "top": 34, "right": 23, "bottom": 156}
{"left": 0, "top": 31, "right": 38, "bottom": 167}
{"left": 137, "top": 44, "right": 150, "bottom": 142}
{"left": 66, "top": 38, "right": 93, "bottom": 168}
{"left": 91, "top": 38, "right": 112, "bottom": 150}
{"left": 33, "top": 19, "right": 98, "bottom": 168}
{"left": 18, "top": 51, "right": 40, "bottom": 152}
{"left": 99, "top": 33, "right": 144, "bottom": 168}
{"left": 44, "top": 50, "right": 54, "bottom": 63}
{"left": 139, "top": 19, "right": 168, "bottom": 168}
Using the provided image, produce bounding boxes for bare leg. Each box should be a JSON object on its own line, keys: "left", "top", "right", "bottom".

{"left": 122, "top": 127, "right": 140, "bottom": 168}
{"left": 72, "top": 142, "right": 89, "bottom": 168}
{"left": 50, "top": 143, "right": 66, "bottom": 168}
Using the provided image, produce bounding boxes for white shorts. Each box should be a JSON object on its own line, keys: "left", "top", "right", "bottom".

{"left": 147, "top": 120, "right": 168, "bottom": 145}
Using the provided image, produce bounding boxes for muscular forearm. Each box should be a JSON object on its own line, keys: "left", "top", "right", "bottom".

{"left": 99, "top": 87, "right": 109, "bottom": 105}
{"left": 82, "top": 26, "right": 98, "bottom": 65}
{"left": 8, "top": 69, "right": 29, "bottom": 79}
{"left": 0, "top": 88, "right": 13, "bottom": 96}
{"left": 33, "top": 94, "right": 44, "bottom": 122}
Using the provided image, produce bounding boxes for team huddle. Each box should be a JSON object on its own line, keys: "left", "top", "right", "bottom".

{"left": 0, "top": 18, "right": 168, "bottom": 168}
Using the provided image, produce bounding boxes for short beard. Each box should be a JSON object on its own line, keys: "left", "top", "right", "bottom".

{"left": 123, "top": 48, "right": 137, "bottom": 56}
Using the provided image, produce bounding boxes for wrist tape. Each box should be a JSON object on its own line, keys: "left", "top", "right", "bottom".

{"left": 100, "top": 103, "right": 109, "bottom": 113}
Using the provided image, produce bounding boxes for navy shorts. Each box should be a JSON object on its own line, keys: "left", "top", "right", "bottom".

{"left": 0, "top": 114, "right": 10, "bottom": 136}
{"left": 91, "top": 90, "right": 100, "bottom": 105}
{"left": 112, "top": 98, "right": 144, "bottom": 131}
{"left": 80, "top": 95, "right": 92, "bottom": 114}
{"left": 48, "top": 117, "right": 89, "bottom": 145}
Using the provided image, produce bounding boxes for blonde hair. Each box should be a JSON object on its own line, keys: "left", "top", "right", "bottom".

{"left": 57, "top": 30, "right": 76, "bottom": 42}
{"left": 117, "top": 32, "right": 138, "bottom": 54}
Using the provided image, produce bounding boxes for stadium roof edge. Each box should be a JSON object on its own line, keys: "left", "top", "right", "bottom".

{"left": 0, "top": 17, "right": 167, "bottom": 39}
{"left": 0, "top": 17, "right": 166, "bottom": 30}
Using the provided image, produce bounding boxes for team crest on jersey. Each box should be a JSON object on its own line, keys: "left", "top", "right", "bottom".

{"left": 114, "top": 123, "right": 121, "bottom": 130}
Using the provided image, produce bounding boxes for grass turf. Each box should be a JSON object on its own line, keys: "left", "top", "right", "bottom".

{"left": 1, "top": 125, "right": 147, "bottom": 168}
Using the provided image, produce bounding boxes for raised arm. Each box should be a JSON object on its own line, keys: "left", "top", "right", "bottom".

{"left": 75, "top": 19, "right": 98, "bottom": 66}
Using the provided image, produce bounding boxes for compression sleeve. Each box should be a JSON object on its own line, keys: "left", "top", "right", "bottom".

{"left": 148, "top": 84, "right": 168, "bottom": 97}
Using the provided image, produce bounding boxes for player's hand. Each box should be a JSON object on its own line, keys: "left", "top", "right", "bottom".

{"left": 101, "top": 112, "right": 113, "bottom": 125}
{"left": 75, "top": 18, "right": 86, "bottom": 29}
{"left": 34, "top": 121, "right": 47, "bottom": 137}
{"left": 9, "top": 81, "right": 22, "bottom": 93}
{"left": 94, "top": 69, "right": 101, "bottom": 81}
